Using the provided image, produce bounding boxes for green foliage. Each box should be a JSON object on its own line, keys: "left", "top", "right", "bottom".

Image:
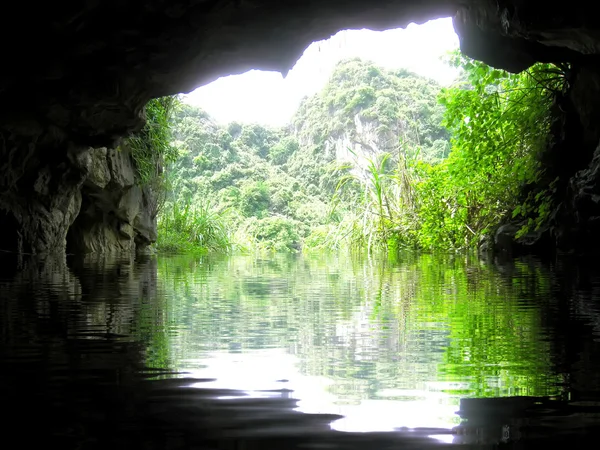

{"left": 238, "top": 181, "right": 271, "bottom": 218}
{"left": 156, "top": 198, "right": 232, "bottom": 253}
{"left": 161, "top": 101, "right": 337, "bottom": 253}
{"left": 158, "top": 54, "right": 563, "bottom": 254}
{"left": 288, "top": 59, "right": 449, "bottom": 197}
{"left": 127, "top": 96, "right": 180, "bottom": 186}
{"left": 159, "top": 59, "right": 450, "bottom": 254}
{"left": 324, "top": 141, "right": 423, "bottom": 252}
{"left": 242, "top": 216, "right": 302, "bottom": 252}
{"left": 413, "top": 53, "right": 565, "bottom": 249}
{"left": 269, "top": 136, "right": 299, "bottom": 165}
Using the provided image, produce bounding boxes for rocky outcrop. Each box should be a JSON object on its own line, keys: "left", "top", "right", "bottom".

{"left": 329, "top": 115, "right": 395, "bottom": 179}
{"left": 489, "top": 223, "right": 553, "bottom": 258}
{"left": 2, "top": 1, "right": 600, "bottom": 255}
{"left": 0, "top": 132, "right": 156, "bottom": 255}
{"left": 0, "top": 131, "right": 90, "bottom": 255}
{"left": 67, "top": 147, "right": 157, "bottom": 255}
{"left": 2, "top": 1, "right": 595, "bottom": 146}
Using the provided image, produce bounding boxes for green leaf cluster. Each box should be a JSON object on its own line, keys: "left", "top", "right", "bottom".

{"left": 160, "top": 105, "right": 332, "bottom": 252}
{"left": 414, "top": 53, "right": 566, "bottom": 249}
{"left": 127, "top": 96, "right": 180, "bottom": 186}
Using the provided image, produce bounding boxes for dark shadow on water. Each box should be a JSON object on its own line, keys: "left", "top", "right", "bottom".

{"left": 1, "top": 253, "right": 600, "bottom": 448}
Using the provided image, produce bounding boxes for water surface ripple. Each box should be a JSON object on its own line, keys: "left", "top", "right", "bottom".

{"left": 2, "top": 252, "right": 600, "bottom": 448}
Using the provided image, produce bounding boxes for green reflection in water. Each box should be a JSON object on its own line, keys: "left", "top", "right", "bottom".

{"left": 145, "top": 252, "right": 563, "bottom": 416}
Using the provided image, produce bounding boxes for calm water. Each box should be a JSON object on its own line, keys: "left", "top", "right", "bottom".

{"left": 2, "top": 251, "right": 600, "bottom": 448}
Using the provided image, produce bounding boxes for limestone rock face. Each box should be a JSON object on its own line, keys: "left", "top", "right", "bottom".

{"left": 1, "top": 1, "right": 600, "bottom": 254}
{"left": 67, "top": 147, "right": 157, "bottom": 255}
{"left": 0, "top": 137, "right": 90, "bottom": 255}
{"left": 87, "top": 148, "right": 112, "bottom": 189}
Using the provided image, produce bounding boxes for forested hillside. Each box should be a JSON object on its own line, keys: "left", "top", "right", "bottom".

{"left": 158, "top": 59, "right": 448, "bottom": 252}
{"left": 288, "top": 59, "right": 449, "bottom": 191}
{"left": 157, "top": 54, "right": 564, "bottom": 254}
{"left": 163, "top": 106, "right": 329, "bottom": 252}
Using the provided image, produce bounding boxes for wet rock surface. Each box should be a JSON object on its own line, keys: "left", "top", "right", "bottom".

{"left": 67, "top": 146, "right": 157, "bottom": 255}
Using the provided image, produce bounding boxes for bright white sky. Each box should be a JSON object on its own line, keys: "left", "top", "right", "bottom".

{"left": 184, "top": 18, "right": 459, "bottom": 127}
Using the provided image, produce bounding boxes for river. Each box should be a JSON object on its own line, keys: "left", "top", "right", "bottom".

{"left": 2, "top": 251, "right": 600, "bottom": 448}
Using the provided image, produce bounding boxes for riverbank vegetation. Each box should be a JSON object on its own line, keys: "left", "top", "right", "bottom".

{"left": 154, "top": 53, "right": 565, "bottom": 254}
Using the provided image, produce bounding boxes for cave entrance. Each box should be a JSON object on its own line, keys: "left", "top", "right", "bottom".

{"left": 185, "top": 19, "right": 459, "bottom": 126}
{"left": 157, "top": 19, "right": 467, "bottom": 253}
{"left": 157, "top": 15, "right": 573, "bottom": 254}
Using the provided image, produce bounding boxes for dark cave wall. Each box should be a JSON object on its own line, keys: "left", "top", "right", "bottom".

{"left": 0, "top": 127, "right": 156, "bottom": 255}
{"left": 551, "top": 64, "right": 600, "bottom": 254}
{"left": 492, "top": 63, "right": 600, "bottom": 256}
{"left": 0, "top": 130, "right": 88, "bottom": 254}
{"left": 2, "top": 0, "right": 600, "bottom": 255}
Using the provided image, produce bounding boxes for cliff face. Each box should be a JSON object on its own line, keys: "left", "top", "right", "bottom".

{"left": 290, "top": 61, "right": 447, "bottom": 186}
{"left": 1, "top": 1, "right": 600, "bottom": 255}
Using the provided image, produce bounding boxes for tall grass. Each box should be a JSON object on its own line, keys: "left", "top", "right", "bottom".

{"left": 324, "top": 146, "right": 420, "bottom": 253}
{"left": 156, "top": 198, "right": 232, "bottom": 253}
